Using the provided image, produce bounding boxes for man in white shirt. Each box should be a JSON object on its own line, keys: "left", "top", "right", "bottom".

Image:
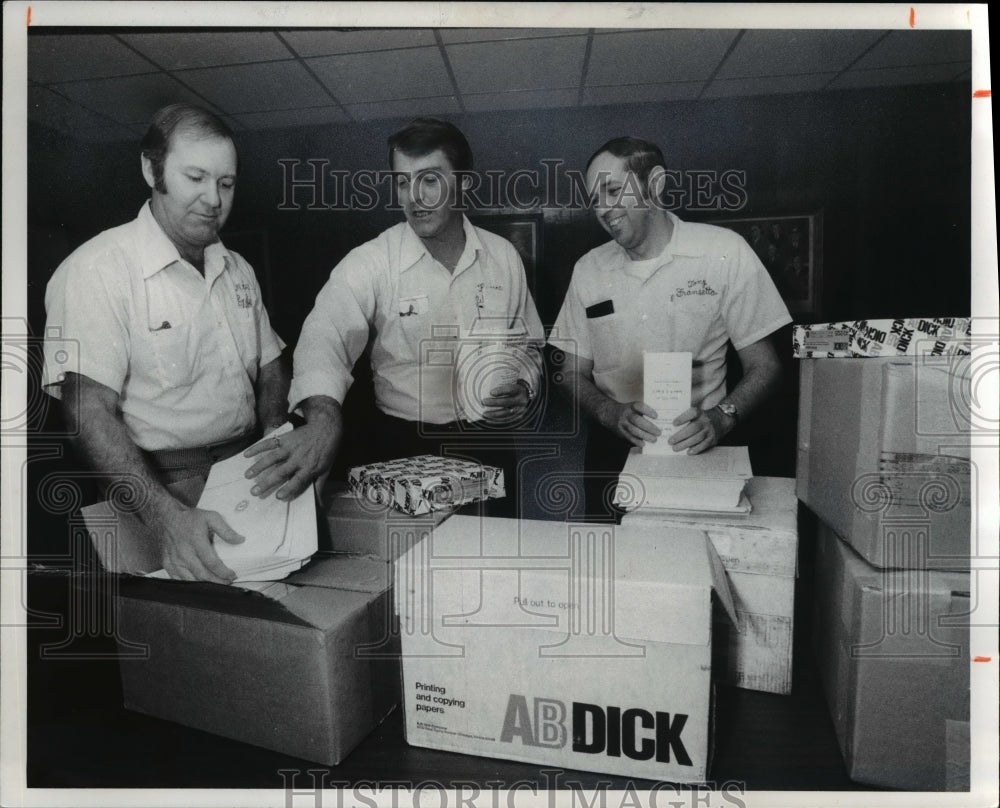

{"left": 43, "top": 103, "right": 289, "bottom": 582}
{"left": 246, "top": 119, "right": 544, "bottom": 517}
{"left": 549, "top": 137, "right": 791, "bottom": 520}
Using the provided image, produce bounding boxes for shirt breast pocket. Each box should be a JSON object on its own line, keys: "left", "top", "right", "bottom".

{"left": 587, "top": 310, "right": 626, "bottom": 369}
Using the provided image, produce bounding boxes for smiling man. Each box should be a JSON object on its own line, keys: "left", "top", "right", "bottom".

{"left": 42, "top": 103, "right": 290, "bottom": 582}
{"left": 246, "top": 118, "right": 543, "bottom": 518}
{"left": 549, "top": 136, "right": 791, "bottom": 520}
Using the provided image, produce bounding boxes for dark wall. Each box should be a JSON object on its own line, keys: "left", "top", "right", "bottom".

{"left": 26, "top": 81, "right": 972, "bottom": 480}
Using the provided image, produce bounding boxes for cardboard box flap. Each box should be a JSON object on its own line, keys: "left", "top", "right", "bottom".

{"left": 614, "top": 523, "right": 739, "bottom": 643}
{"left": 82, "top": 477, "right": 205, "bottom": 575}
{"left": 117, "top": 577, "right": 314, "bottom": 628}
{"left": 278, "top": 584, "right": 376, "bottom": 632}
{"left": 399, "top": 516, "right": 737, "bottom": 647}
{"left": 286, "top": 555, "right": 389, "bottom": 595}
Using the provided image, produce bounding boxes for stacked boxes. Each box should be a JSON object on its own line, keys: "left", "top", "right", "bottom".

{"left": 621, "top": 476, "right": 799, "bottom": 695}
{"left": 797, "top": 356, "right": 971, "bottom": 569}
{"left": 812, "top": 521, "right": 969, "bottom": 790}
{"left": 796, "top": 329, "right": 972, "bottom": 790}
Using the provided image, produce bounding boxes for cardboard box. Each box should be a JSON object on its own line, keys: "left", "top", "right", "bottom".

{"left": 813, "top": 521, "right": 970, "bottom": 790}
{"left": 792, "top": 318, "right": 971, "bottom": 358}
{"left": 321, "top": 482, "right": 452, "bottom": 562}
{"left": 621, "top": 476, "right": 798, "bottom": 695}
{"left": 115, "top": 555, "right": 400, "bottom": 765}
{"left": 348, "top": 454, "right": 504, "bottom": 516}
{"left": 797, "top": 357, "right": 971, "bottom": 569}
{"left": 395, "top": 515, "right": 738, "bottom": 782}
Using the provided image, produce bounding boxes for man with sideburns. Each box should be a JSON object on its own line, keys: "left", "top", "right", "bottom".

{"left": 43, "top": 103, "right": 290, "bottom": 583}
{"left": 549, "top": 137, "right": 791, "bottom": 520}
{"left": 245, "top": 118, "right": 544, "bottom": 517}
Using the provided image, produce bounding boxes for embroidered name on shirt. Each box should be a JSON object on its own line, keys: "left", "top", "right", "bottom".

{"left": 476, "top": 282, "right": 505, "bottom": 312}
{"left": 671, "top": 279, "right": 718, "bottom": 302}
{"left": 234, "top": 282, "right": 254, "bottom": 309}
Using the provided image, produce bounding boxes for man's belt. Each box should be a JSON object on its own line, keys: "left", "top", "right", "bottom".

{"left": 143, "top": 432, "right": 257, "bottom": 474}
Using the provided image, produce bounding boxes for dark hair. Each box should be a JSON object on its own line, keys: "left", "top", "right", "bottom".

{"left": 585, "top": 136, "right": 666, "bottom": 186}
{"left": 387, "top": 118, "right": 473, "bottom": 173}
{"left": 140, "top": 103, "right": 237, "bottom": 193}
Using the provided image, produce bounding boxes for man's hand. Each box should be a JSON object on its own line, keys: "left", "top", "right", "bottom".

{"left": 601, "top": 400, "right": 661, "bottom": 447}
{"left": 154, "top": 505, "right": 244, "bottom": 584}
{"left": 481, "top": 381, "right": 530, "bottom": 423}
{"left": 243, "top": 396, "right": 342, "bottom": 500}
{"left": 667, "top": 406, "right": 734, "bottom": 455}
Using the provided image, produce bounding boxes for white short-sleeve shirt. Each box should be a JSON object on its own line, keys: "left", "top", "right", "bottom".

{"left": 290, "top": 217, "right": 544, "bottom": 425}
{"left": 549, "top": 212, "right": 792, "bottom": 409}
{"left": 42, "top": 202, "right": 286, "bottom": 450}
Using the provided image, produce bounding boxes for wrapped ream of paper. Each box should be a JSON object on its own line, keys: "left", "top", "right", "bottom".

{"left": 348, "top": 454, "right": 504, "bottom": 516}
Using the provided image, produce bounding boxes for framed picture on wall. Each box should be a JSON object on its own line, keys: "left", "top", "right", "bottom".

{"left": 469, "top": 213, "right": 543, "bottom": 296}
{"left": 710, "top": 212, "right": 823, "bottom": 318}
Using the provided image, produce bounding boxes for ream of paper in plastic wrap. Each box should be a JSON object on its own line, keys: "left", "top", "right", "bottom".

{"left": 348, "top": 454, "right": 505, "bottom": 516}
{"left": 792, "top": 317, "right": 971, "bottom": 358}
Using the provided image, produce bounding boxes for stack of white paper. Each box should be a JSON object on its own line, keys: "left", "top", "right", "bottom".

{"left": 194, "top": 423, "right": 317, "bottom": 582}
{"left": 614, "top": 446, "right": 754, "bottom": 514}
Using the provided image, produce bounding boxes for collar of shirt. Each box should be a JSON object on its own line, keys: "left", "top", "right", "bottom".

{"left": 601, "top": 211, "right": 708, "bottom": 278}
{"left": 398, "top": 214, "right": 486, "bottom": 277}
{"left": 136, "top": 201, "right": 230, "bottom": 284}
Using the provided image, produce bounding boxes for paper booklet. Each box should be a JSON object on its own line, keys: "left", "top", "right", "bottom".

{"left": 642, "top": 351, "right": 691, "bottom": 454}
{"left": 613, "top": 445, "right": 753, "bottom": 513}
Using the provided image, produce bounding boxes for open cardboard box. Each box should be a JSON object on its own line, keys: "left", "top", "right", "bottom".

{"left": 395, "top": 515, "right": 738, "bottom": 782}
{"left": 81, "top": 485, "right": 400, "bottom": 765}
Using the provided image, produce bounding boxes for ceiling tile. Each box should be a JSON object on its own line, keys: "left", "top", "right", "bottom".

{"left": 343, "top": 95, "right": 461, "bottom": 123}
{"left": 703, "top": 73, "right": 838, "bottom": 99}
{"left": 179, "top": 61, "right": 332, "bottom": 113}
{"left": 447, "top": 36, "right": 588, "bottom": 94}
{"left": 438, "top": 28, "right": 584, "bottom": 43}
{"left": 717, "top": 30, "right": 884, "bottom": 79}
{"left": 230, "top": 106, "right": 350, "bottom": 130}
{"left": 120, "top": 31, "right": 292, "bottom": 70}
{"left": 280, "top": 28, "right": 437, "bottom": 57}
{"left": 582, "top": 81, "right": 704, "bottom": 106}
{"left": 28, "top": 84, "right": 112, "bottom": 130}
{"left": 587, "top": 30, "right": 738, "bottom": 85}
{"left": 463, "top": 88, "right": 578, "bottom": 112}
{"left": 28, "top": 33, "right": 156, "bottom": 83}
{"left": 830, "top": 62, "right": 970, "bottom": 90}
{"left": 53, "top": 73, "right": 211, "bottom": 125}
{"left": 308, "top": 47, "right": 453, "bottom": 104}
{"left": 853, "top": 30, "right": 971, "bottom": 70}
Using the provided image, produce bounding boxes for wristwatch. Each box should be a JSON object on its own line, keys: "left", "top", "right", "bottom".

{"left": 516, "top": 378, "right": 536, "bottom": 403}
{"left": 715, "top": 401, "right": 739, "bottom": 424}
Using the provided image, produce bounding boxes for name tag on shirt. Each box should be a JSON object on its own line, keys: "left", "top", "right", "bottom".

{"left": 399, "top": 294, "right": 428, "bottom": 317}
{"left": 586, "top": 299, "right": 615, "bottom": 319}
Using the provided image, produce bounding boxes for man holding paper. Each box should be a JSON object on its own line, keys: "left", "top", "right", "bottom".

{"left": 549, "top": 137, "right": 791, "bottom": 519}
{"left": 43, "top": 104, "right": 291, "bottom": 582}
{"left": 246, "top": 118, "right": 544, "bottom": 517}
